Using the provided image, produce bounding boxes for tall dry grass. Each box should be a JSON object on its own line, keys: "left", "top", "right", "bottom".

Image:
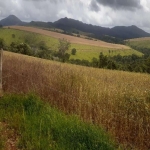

{"left": 3, "top": 51, "right": 150, "bottom": 149}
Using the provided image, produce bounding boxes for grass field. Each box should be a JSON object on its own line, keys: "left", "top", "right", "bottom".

{"left": 127, "top": 38, "right": 150, "bottom": 49}
{"left": 0, "top": 94, "right": 116, "bottom": 150}
{"left": 128, "top": 37, "right": 150, "bottom": 42}
{"left": 6, "top": 26, "right": 129, "bottom": 49}
{"left": 70, "top": 44, "right": 142, "bottom": 60}
{"left": 3, "top": 51, "right": 150, "bottom": 149}
{"left": 0, "top": 27, "right": 143, "bottom": 61}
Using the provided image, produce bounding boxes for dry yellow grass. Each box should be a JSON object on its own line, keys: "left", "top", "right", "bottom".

{"left": 6, "top": 26, "right": 129, "bottom": 49}
{"left": 3, "top": 51, "right": 150, "bottom": 149}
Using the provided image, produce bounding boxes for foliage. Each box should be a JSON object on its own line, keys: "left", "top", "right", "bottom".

{"left": 0, "top": 94, "right": 116, "bottom": 150}
{"left": 71, "top": 48, "right": 76, "bottom": 55}
{"left": 57, "top": 38, "right": 71, "bottom": 62}
{"left": 96, "top": 35, "right": 125, "bottom": 44}
{"left": 10, "top": 42, "right": 32, "bottom": 55}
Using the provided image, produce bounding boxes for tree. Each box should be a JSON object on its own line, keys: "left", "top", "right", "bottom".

{"left": 57, "top": 38, "right": 70, "bottom": 62}
{"left": 38, "top": 41, "right": 47, "bottom": 50}
{"left": 71, "top": 48, "right": 76, "bottom": 55}
{"left": 92, "top": 57, "right": 98, "bottom": 67}
{"left": 10, "top": 42, "right": 32, "bottom": 55}
{"left": 99, "top": 52, "right": 108, "bottom": 68}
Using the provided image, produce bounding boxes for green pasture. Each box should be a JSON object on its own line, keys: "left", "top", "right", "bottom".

{"left": 127, "top": 40, "right": 150, "bottom": 49}
{"left": 0, "top": 28, "right": 143, "bottom": 61}
{"left": 69, "top": 44, "right": 143, "bottom": 61}
{"left": 0, "top": 28, "right": 58, "bottom": 50}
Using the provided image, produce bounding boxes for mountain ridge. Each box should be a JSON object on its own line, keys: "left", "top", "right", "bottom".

{"left": 0, "top": 15, "right": 150, "bottom": 40}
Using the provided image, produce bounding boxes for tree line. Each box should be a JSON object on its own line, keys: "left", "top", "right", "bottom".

{"left": 1, "top": 37, "right": 150, "bottom": 74}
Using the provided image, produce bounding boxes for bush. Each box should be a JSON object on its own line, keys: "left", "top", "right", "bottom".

{"left": 71, "top": 48, "right": 76, "bottom": 55}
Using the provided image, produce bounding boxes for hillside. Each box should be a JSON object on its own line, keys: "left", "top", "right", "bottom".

{"left": 1, "top": 15, "right": 150, "bottom": 40}
{"left": 54, "top": 18, "right": 150, "bottom": 39}
{"left": 126, "top": 37, "right": 150, "bottom": 56}
{"left": 5, "top": 26, "right": 129, "bottom": 49}
{"left": 3, "top": 51, "right": 150, "bottom": 149}
{"left": 0, "top": 27, "right": 143, "bottom": 62}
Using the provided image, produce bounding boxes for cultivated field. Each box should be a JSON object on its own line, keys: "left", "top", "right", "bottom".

{"left": 3, "top": 51, "right": 150, "bottom": 149}
{"left": 6, "top": 26, "right": 129, "bottom": 49}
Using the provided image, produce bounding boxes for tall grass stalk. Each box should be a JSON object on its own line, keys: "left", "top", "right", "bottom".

{"left": 3, "top": 51, "right": 150, "bottom": 149}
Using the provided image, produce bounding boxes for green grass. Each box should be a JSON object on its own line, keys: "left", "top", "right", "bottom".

{"left": 0, "top": 28, "right": 59, "bottom": 50}
{"left": 127, "top": 40, "right": 150, "bottom": 49}
{"left": 69, "top": 44, "right": 142, "bottom": 61}
{"left": 0, "top": 28, "right": 143, "bottom": 61}
{"left": 0, "top": 94, "right": 116, "bottom": 150}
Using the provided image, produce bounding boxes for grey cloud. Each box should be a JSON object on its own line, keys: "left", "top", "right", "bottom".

{"left": 90, "top": 0, "right": 100, "bottom": 12}
{"left": 95, "top": 0, "right": 142, "bottom": 10}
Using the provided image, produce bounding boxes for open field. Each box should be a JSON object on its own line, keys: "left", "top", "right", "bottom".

{"left": 3, "top": 51, "right": 150, "bottom": 149}
{"left": 69, "top": 44, "right": 142, "bottom": 60}
{"left": 0, "top": 28, "right": 143, "bottom": 61}
{"left": 6, "top": 26, "right": 129, "bottom": 49}
{"left": 127, "top": 38, "right": 150, "bottom": 49}
{"left": 0, "top": 28, "right": 59, "bottom": 50}
{"left": 128, "top": 37, "right": 150, "bottom": 42}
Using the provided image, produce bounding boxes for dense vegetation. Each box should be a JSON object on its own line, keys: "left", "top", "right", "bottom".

{"left": 0, "top": 94, "right": 116, "bottom": 149}
{"left": 3, "top": 51, "right": 150, "bottom": 149}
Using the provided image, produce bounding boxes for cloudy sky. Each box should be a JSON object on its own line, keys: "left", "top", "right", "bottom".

{"left": 0, "top": 0, "right": 150, "bottom": 32}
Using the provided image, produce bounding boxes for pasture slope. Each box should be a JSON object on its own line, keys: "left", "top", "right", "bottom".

{"left": 126, "top": 37, "right": 150, "bottom": 55}
{"left": 2, "top": 51, "right": 150, "bottom": 150}
{"left": 128, "top": 37, "right": 150, "bottom": 42}
{"left": 127, "top": 37, "right": 150, "bottom": 48}
{"left": 1, "top": 26, "right": 143, "bottom": 61}
{"left": 7, "top": 26, "right": 129, "bottom": 49}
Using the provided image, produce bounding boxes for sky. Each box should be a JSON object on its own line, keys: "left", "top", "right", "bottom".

{"left": 0, "top": 0, "right": 150, "bottom": 32}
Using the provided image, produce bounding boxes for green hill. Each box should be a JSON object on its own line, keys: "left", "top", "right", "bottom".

{"left": 0, "top": 28, "right": 143, "bottom": 61}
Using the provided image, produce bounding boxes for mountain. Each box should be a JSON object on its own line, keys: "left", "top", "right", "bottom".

{"left": 53, "top": 17, "right": 150, "bottom": 40}
{"left": 0, "top": 15, "right": 150, "bottom": 40}
{"left": 110, "top": 25, "right": 150, "bottom": 39}
{"left": 28, "top": 21, "right": 53, "bottom": 28}
{"left": 0, "top": 15, "right": 24, "bottom": 26}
